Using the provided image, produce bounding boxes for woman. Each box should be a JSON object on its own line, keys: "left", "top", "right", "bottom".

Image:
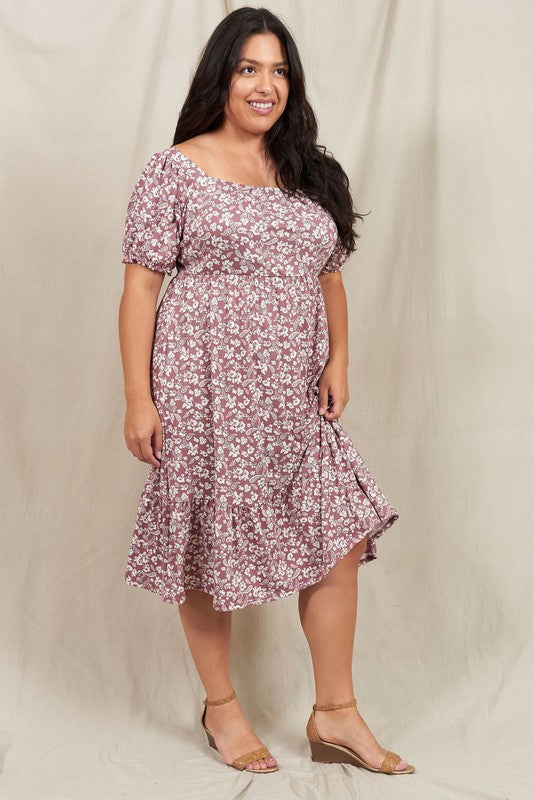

{"left": 118, "top": 6, "right": 414, "bottom": 777}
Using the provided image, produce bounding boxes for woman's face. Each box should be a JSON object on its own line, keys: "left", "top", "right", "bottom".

{"left": 225, "top": 33, "right": 289, "bottom": 135}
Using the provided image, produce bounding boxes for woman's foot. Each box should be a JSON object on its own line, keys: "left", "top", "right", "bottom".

{"left": 205, "top": 695, "right": 278, "bottom": 771}
{"left": 314, "top": 704, "right": 410, "bottom": 772}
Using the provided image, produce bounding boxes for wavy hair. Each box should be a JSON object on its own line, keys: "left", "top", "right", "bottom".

{"left": 171, "top": 6, "right": 368, "bottom": 256}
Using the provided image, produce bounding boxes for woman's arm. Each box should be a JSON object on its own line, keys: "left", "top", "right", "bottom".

{"left": 317, "top": 272, "right": 349, "bottom": 420}
{"left": 118, "top": 263, "right": 165, "bottom": 466}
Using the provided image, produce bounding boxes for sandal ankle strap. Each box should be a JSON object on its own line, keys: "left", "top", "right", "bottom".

{"left": 203, "top": 689, "right": 237, "bottom": 706}
{"left": 313, "top": 698, "right": 357, "bottom": 711}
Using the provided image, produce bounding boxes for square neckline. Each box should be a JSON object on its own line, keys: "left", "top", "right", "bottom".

{"left": 167, "top": 146, "right": 288, "bottom": 192}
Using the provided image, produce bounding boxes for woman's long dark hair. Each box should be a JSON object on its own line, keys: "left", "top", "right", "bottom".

{"left": 171, "top": 6, "right": 368, "bottom": 257}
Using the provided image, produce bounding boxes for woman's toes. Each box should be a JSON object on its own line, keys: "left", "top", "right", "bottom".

{"left": 245, "top": 755, "right": 278, "bottom": 770}
{"left": 395, "top": 759, "right": 408, "bottom": 771}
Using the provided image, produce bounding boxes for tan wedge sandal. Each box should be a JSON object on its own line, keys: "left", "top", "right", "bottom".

{"left": 306, "top": 698, "right": 415, "bottom": 774}
{"left": 201, "top": 689, "right": 279, "bottom": 773}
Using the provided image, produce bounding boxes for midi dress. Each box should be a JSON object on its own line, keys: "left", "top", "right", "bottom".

{"left": 121, "top": 146, "right": 399, "bottom": 612}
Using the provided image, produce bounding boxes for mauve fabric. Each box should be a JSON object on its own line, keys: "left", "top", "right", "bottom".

{"left": 121, "top": 147, "right": 399, "bottom": 611}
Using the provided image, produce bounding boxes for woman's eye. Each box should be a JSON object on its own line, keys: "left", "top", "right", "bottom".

{"left": 239, "top": 67, "right": 288, "bottom": 76}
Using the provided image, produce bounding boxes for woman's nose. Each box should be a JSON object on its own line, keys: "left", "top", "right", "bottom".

{"left": 255, "top": 73, "right": 273, "bottom": 92}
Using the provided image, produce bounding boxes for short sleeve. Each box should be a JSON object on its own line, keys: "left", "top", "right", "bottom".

{"left": 319, "top": 234, "right": 350, "bottom": 276}
{"left": 121, "top": 151, "right": 184, "bottom": 275}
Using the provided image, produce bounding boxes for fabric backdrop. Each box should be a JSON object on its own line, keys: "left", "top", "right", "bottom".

{"left": 1, "top": 1, "right": 531, "bottom": 798}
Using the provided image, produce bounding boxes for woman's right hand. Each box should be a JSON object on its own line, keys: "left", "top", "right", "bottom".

{"left": 124, "top": 398, "right": 163, "bottom": 468}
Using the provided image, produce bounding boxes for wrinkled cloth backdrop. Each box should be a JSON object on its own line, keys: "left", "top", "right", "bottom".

{"left": 1, "top": 1, "right": 531, "bottom": 798}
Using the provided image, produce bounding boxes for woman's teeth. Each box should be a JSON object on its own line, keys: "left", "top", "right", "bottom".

{"left": 248, "top": 101, "right": 273, "bottom": 109}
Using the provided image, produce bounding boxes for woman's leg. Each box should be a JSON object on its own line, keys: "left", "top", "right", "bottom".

{"left": 178, "top": 589, "right": 277, "bottom": 770}
{"left": 297, "top": 535, "right": 409, "bottom": 770}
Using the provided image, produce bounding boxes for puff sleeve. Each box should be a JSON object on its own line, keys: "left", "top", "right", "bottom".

{"left": 121, "top": 151, "right": 184, "bottom": 275}
{"left": 319, "top": 233, "right": 350, "bottom": 276}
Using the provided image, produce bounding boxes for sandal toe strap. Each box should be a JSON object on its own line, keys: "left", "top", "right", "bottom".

{"left": 379, "top": 750, "right": 401, "bottom": 773}
{"left": 232, "top": 746, "right": 271, "bottom": 770}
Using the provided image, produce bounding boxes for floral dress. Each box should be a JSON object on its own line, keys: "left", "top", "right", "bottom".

{"left": 121, "top": 146, "right": 399, "bottom": 612}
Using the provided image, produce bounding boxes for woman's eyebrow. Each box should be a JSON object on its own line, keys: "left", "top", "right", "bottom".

{"left": 237, "top": 58, "right": 289, "bottom": 67}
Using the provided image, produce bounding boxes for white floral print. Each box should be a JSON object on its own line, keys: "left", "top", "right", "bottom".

{"left": 121, "top": 147, "right": 399, "bottom": 611}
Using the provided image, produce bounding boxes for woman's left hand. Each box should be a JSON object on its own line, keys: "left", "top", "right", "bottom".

{"left": 317, "top": 358, "right": 349, "bottom": 420}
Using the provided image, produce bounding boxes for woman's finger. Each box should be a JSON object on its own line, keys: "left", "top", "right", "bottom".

{"left": 323, "top": 389, "right": 343, "bottom": 420}
{"left": 318, "top": 383, "right": 331, "bottom": 414}
{"left": 127, "top": 438, "right": 143, "bottom": 462}
{"left": 152, "top": 426, "right": 163, "bottom": 463}
{"left": 139, "top": 433, "right": 160, "bottom": 467}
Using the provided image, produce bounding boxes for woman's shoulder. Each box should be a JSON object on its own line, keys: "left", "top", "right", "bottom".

{"left": 135, "top": 142, "right": 203, "bottom": 196}
{"left": 126, "top": 145, "right": 195, "bottom": 214}
{"left": 152, "top": 138, "right": 214, "bottom": 186}
{"left": 166, "top": 135, "right": 224, "bottom": 180}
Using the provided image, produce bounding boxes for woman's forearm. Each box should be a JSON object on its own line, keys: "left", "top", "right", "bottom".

{"left": 118, "top": 279, "right": 160, "bottom": 404}
{"left": 319, "top": 273, "right": 349, "bottom": 366}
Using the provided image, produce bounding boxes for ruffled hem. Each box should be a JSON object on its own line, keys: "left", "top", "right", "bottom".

{"left": 124, "top": 402, "right": 400, "bottom": 612}
{"left": 124, "top": 412, "right": 400, "bottom": 612}
{"left": 124, "top": 504, "right": 397, "bottom": 612}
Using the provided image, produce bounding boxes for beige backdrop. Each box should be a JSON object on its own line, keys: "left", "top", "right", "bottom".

{"left": 1, "top": 1, "right": 531, "bottom": 798}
